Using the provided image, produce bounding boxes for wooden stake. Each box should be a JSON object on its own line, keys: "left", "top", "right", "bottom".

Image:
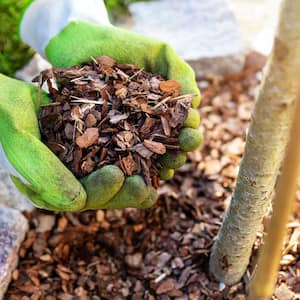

{"left": 248, "top": 84, "right": 300, "bottom": 300}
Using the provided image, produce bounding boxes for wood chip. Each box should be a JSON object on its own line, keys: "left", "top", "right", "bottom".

{"left": 122, "top": 154, "right": 138, "bottom": 175}
{"left": 76, "top": 128, "right": 99, "bottom": 148}
{"left": 134, "top": 143, "right": 153, "bottom": 159}
{"left": 85, "top": 113, "right": 97, "bottom": 127}
{"left": 159, "top": 80, "right": 181, "bottom": 94}
{"left": 156, "top": 278, "right": 175, "bottom": 294}
{"left": 96, "top": 55, "right": 116, "bottom": 67}
{"left": 143, "top": 140, "right": 166, "bottom": 155}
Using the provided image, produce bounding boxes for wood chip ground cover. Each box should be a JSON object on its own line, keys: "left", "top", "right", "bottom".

{"left": 6, "top": 53, "right": 300, "bottom": 299}
{"left": 37, "top": 56, "right": 192, "bottom": 185}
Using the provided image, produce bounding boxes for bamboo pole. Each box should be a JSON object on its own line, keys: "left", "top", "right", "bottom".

{"left": 248, "top": 85, "right": 300, "bottom": 300}
{"left": 210, "top": 0, "right": 300, "bottom": 285}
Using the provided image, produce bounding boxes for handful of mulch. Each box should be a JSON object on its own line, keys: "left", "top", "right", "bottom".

{"left": 37, "top": 56, "right": 194, "bottom": 187}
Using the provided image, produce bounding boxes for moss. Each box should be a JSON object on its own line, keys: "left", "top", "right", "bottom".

{"left": 0, "top": 0, "right": 34, "bottom": 76}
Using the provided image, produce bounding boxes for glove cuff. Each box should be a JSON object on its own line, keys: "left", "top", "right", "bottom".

{"left": 20, "top": 0, "right": 111, "bottom": 57}
{"left": 0, "top": 143, "right": 29, "bottom": 185}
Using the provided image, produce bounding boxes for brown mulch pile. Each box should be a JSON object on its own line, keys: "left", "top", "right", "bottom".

{"left": 6, "top": 53, "right": 300, "bottom": 300}
{"left": 38, "top": 56, "right": 192, "bottom": 184}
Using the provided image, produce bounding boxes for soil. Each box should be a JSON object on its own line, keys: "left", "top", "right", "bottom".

{"left": 5, "top": 52, "right": 300, "bottom": 300}
{"left": 37, "top": 56, "right": 191, "bottom": 186}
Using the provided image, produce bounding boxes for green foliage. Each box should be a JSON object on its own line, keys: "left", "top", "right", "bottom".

{"left": 0, "top": 0, "right": 34, "bottom": 76}
{"left": 104, "top": 0, "right": 150, "bottom": 22}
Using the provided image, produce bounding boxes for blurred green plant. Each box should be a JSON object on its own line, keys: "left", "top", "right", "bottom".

{"left": 104, "top": 0, "right": 151, "bottom": 22}
{"left": 0, "top": 0, "right": 34, "bottom": 76}
{"left": 0, "top": 0, "right": 150, "bottom": 77}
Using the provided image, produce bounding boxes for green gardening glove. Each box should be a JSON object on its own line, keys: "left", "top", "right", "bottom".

{"left": 45, "top": 21, "right": 203, "bottom": 178}
{"left": 0, "top": 74, "right": 157, "bottom": 211}
{"left": 1, "top": 0, "right": 202, "bottom": 211}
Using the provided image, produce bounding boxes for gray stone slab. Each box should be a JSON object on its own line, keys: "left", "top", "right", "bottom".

{"left": 0, "top": 207, "right": 28, "bottom": 299}
{"left": 0, "top": 167, "right": 34, "bottom": 212}
{"left": 229, "top": 0, "right": 281, "bottom": 55}
{"left": 129, "top": 0, "right": 245, "bottom": 77}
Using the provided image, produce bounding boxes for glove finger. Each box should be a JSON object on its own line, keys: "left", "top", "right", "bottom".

{"left": 179, "top": 128, "right": 203, "bottom": 152}
{"left": 141, "top": 186, "right": 158, "bottom": 209}
{"left": 81, "top": 165, "right": 125, "bottom": 210}
{"left": 157, "top": 45, "right": 201, "bottom": 108}
{"left": 1, "top": 131, "right": 86, "bottom": 211}
{"left": 159, "top": 167, "right": 174, "bottom": 180}
{"left": 102, "top": 175, "right": 158, "bottom": 209}
{"left": 160, "top": 150, "right": 187, "bottom": 169}
{"left": 184, "top": 108, "right": 201, "bottom": 129}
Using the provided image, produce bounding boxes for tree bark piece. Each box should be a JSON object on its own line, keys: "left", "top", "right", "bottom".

{"left": 209, "top": 0, "right": 300, "bottom": 285}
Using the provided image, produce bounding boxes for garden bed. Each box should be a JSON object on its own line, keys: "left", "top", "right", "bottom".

{"left": 6, "top": 53, "right": 300, "bottom": 300}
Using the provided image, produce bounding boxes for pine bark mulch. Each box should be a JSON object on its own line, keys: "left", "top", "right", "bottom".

{"left": 5, "top": 53, "right": 300, "bottom": 300}
{"left": 38, "top": 56, "right": 192, "bottom": 185}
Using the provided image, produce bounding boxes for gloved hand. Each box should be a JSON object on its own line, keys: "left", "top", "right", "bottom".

{"left": 0, "top": 0, "right": 202, "bottom": 211}
{"left": 0, "top": 74, "right": 157, "bottom": 210}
